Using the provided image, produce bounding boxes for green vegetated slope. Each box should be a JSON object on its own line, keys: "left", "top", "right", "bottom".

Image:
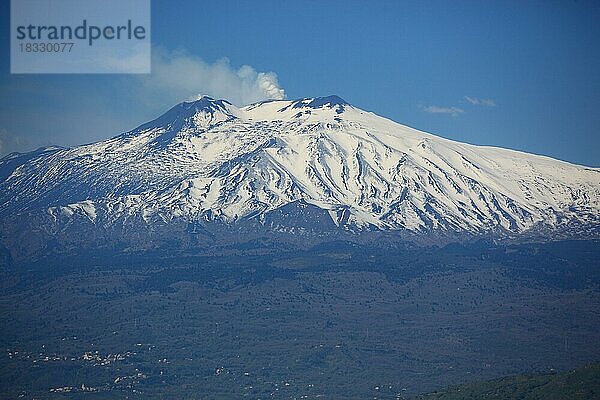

{"left": 416, "top": 363, "right": 600, "bottom": 400}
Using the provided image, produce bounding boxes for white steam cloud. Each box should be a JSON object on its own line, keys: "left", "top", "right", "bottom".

{"left": 0, "top": 48, "right": 288, "bottom": 156}
{"left": 139, "top": 48, "right": 286, "bottom": 107}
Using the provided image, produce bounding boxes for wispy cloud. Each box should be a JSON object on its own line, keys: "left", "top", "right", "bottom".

{"left": 422, "top": 105, "right": 465, "bottom": 116}
{"left": 464, "top": 96, "right": 496, "bottom": 107}
{"left": 421, "top": 95, "right": 495, "bottom": 117}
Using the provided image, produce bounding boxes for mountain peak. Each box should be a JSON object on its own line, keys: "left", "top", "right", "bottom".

{"left": 279, "top": 95, "right": 350, "bottom": 114}
{"left": 133, "top": 96, "right": 239, "bottom": 133}
{"left": 305, "top": 95, "right": 349, "bottom": 108}
{"left": 184, "top": 95, "right": 233, "bottom": 111}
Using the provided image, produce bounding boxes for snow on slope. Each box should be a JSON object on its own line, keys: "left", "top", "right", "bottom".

{"left": 1, "top": 95, "right": 598, "bottom": 234}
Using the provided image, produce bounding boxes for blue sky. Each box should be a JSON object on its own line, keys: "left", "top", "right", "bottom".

{"left": 1, "top": 0, "right": 599, "bottom": 166}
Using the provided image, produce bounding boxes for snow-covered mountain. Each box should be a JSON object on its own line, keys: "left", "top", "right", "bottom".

{"left": 1, "top": 95, "right": 599, "bottom": 239}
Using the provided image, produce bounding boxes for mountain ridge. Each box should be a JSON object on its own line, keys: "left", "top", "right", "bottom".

{"left": 1, "top": 95, "right": 599, "bottom": 249}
